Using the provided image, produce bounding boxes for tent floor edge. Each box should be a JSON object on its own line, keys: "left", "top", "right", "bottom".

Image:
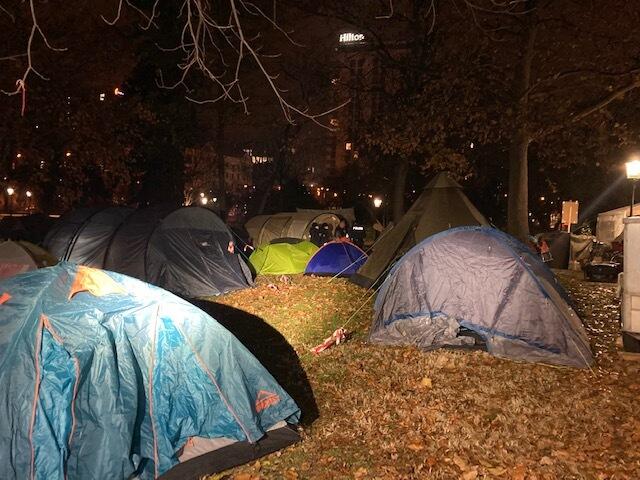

{"left": 158, "top": 424, "right": 301, "bottom": 480}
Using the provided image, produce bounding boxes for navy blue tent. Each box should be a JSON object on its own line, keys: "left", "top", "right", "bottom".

{"left": 305, "top": 241, "right": 367, "bottom": 277}
{"left": 0, "top": 263, "right": 299, "bottom": 480}
{"left": 370, "top": 227, "right": 594, "bottom": 368}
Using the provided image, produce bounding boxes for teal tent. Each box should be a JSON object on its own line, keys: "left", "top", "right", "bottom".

{"left": 0, "top": 263, "right": 300, "bottom": 480}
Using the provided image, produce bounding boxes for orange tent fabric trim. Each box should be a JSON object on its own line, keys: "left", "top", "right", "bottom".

{"left": 68, "top": 266, "right": 126, "bottom": 300}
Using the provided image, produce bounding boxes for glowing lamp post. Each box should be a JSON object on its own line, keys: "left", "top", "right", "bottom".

{"left": 373, "top": 197, "right": 383, "bottom": 208}
{"left": 6, "top": 187, "right": 14, "bottom": 196}
{"left": 626, "top": 158, "right": 640, "bottom": 216}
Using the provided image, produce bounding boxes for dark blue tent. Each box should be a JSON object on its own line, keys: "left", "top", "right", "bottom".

{"left": 0, "top": 263, "right": 300, "bottom": 480}
{"left": 305, "top": 241, "right": 368, "bottom": 277}
{"left": 370, "top": 227, "right": 594, "bottom": 368}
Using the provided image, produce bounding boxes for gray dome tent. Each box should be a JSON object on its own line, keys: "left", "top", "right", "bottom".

{"left": 245, "top": 208, "right": 356, "bottom": 247}
{"left": 352, "top": 173, "right": 488, "bottom": 288}
{"left": 370, "top": 227, "right": 594, "bottom": 368}
{"left": 45, "top": 206, "right": 252, "bottom": 298}
{"left": 43, "top": 206, "right": 134, "bottom": 267}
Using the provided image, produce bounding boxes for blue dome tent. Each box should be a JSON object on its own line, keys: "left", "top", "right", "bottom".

{"left": 0, "top": 264, "right": 300, "bottom": 480}
{"left": 304, "top": 241, "right": 368, "bottom": 277}
{"left": 370, "top": 227, "right": 594, "bottom": 368}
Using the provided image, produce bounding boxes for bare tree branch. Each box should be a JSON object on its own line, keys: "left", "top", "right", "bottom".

{"left": 0, "top": 3, "right": 15, "bottom": 22}
{"left": 122, "top": 0, "right": 345, "bottom": 127}
{"left": 538, "top": 77, "right": 640, "bottom": 139}
{"left": 1, "top": 0, "right": 67, "bottom": 115}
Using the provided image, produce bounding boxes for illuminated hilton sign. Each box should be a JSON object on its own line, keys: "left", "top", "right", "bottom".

{"left": 339, "top": 32, "right": 365, "bottom": 43}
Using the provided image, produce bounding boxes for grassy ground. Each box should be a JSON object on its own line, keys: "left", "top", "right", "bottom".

{"left": 201, "top": 272, "right": 640, "bottom": 480}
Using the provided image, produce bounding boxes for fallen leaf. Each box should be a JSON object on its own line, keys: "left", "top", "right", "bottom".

{"left": 512, "top": 464, "right": 526, "bottom": 480}
{"left": 420, "top": 376, "right": 433, "bottom": 388}
{"left": 408, "top": 442, "right": 425, "bottom": 451}
{"left": 486, "top": 466, "right": 508, "bottom": 476}
{"left": 551, "top": 450, "right": 570, "bottom": 461}
{"left": 232, "top": 474, "right": 253, "bottom": 480}
{"left": 539, "top": 456, "right": 554, "bottom": 466}
{"left": 453, "top": 455, "right": 468, "bottom": 471}
{"left": 354, "top": 467, "right": 368, "bottom": 478}
{"left": 284, "top": 468, "right": 299, "bottom": 480}
{"left": 461, "top": 469, "right": 478, "bottom": 480}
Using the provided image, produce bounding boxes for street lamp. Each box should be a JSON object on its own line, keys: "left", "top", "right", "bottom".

{"left": 373, "top": 197, "right": 383, "bottom": 208}
{"left": 626, "top": 158, "right": 640, "bottom": 216}
{"left": 26, "top": 191, "right": 32, "bottom": 198}
{"left": 6, "top": 187, "right": 14, "bottom": 196}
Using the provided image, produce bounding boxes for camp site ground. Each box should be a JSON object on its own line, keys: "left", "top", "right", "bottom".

{"left": 203, "top": 271, "right": 639, "bottom": 480}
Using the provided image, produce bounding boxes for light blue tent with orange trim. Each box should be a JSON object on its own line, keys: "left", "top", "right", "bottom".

{"left": 0, "top": 263, "right": 300, "bottom": 480}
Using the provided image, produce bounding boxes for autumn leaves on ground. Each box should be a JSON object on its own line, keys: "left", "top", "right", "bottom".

{"left": 203, "top": 272, "right": 639, "bottom": 480}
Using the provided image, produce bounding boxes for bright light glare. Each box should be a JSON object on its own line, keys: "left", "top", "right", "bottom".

{"left": 26, "top": 191, "right": 32, "bottom": 198}
{"left": 373, "top": 197, "right": 383, "bottom": 208}
{"left": 65, "top": 151, "right": 71, "bottom": 157}
{"left": 200, "top": 196, "right": 208, "bottom": 205}
{"left": 626, "top": 158, "right": 640, "bottom": 179}
{"left": 6, "top": 187, "right": 14, "bottom": 196}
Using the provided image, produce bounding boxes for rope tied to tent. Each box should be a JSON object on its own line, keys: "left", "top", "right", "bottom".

{"left": 309, "top": 259, "right": 396, "bottom": 355}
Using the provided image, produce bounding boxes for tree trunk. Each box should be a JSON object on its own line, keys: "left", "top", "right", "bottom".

{"left": 507, "top": 0, "right": 537, "bottom": 240}
{"left": 392, "top": 156, "right": 410, "bottom": 223}
{"left": 257, "top": 170, "right": 276, "bottom": 215}
{"left": 507, "top": 131, "right": 531, "bottom": 241}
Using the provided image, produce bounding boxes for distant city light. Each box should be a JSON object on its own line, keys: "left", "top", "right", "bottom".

{"left": 16, "top": 153, "right": 21, "bottom": 158}
{"left": 99, "top": 93, "right": 106, "bottom": 101}
{"left": 114, "top": 87, "right": 125, "bottom": 96}
{"left": 373, "top": 197, "right": 383, "bottom": 208}
{"left": 540, "top": 196, "right": 545, "bottom": 201}
{"left": 199, "top": 192, "right": 205, "bottom": 198}
{"left": 345, "top": 142, "right": 352, "bottom": 151}
{"left": 334, "top": 192, "right": 338, "bottom": 198}
{"left": 504, "top": 193, "right": 508, "bottom": 197}
{"left": 65, "top": 151, "right": 71, "bottom": 157}
{"left": 244, "top": 184, "right": 248, "bottom": 188}
{"left": 200, "top": 196, "right": 208, "bottom": 205}
{"left": 26, "top": 191, "right": 32, "bottom": 198}
{"left": 470, "top": 142, "right": 474, "bottom": 149}
{"left": 212, "top": 197, "right": 218, "bottom": 202}
{"left": 6, "top": 187, "right": 14, "bottom": 196}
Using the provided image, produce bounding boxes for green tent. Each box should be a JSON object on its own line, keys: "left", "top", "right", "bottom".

{"left": 249, "top": 240, "right": 319, "bottom": 275}
{"left": 351, "top": 173, "right": 488, "bottom": 288}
